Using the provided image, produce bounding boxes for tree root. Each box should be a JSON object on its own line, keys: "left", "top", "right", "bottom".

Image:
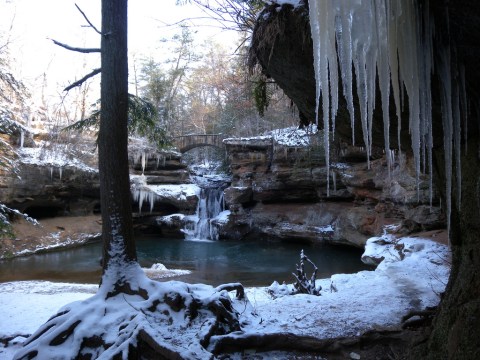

{"left": 210, "top": 328, "right": 410, "bottom": 357}
{"left": 401, "top": 307, "right": 437, "bottom": 329}
{"left": 136, "top": 329, "right": 190, "bottom": 360}
{"left": 215, "top": 282, "right": 246, "bottom": 300}
{"left": 13, "top": 280, "right": 248, "bottom": 360}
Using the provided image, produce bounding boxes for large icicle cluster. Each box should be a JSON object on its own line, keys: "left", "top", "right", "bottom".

{"left": 308, "top": 0, "right": 466, "bottom": 235}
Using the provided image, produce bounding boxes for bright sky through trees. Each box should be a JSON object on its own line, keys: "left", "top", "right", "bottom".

{"left": 0, "top": 0, "right": 238, "bottom": 104}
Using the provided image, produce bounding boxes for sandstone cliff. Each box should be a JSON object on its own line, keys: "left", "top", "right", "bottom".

{"left": 221, "top": 127, "right": 445, "bottom": 247}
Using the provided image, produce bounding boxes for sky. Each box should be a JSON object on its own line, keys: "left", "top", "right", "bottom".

{"left": 0, "top": 0, "right": 239, "bottom": 109}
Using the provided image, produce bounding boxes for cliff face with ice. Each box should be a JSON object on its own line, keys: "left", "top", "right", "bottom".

{"left": 222, "top": 128, "right": 444, "bottom": 247}
{"left": 249, "top": 1, "right": 480, "bottom": 357}
{"left": 0, "top": 137, "right": 192, "bottom": 221}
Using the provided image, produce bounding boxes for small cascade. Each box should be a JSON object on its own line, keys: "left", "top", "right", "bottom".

{"left": 184, "top": 187, "right": 225, "bottom": 241}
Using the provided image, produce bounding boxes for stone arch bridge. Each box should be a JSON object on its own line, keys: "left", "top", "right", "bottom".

{"left": 174, "top": 134, "right": 225, "bottom": 153}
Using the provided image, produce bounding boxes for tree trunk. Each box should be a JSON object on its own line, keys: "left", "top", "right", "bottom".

{"left": 422, "top": 138, "right": 480, "bottom": 359}
{"left": 99, "top": 0, "right": 137, "bottom": 277}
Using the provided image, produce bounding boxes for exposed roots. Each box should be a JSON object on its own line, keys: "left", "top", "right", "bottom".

{"left": 13, "top": 278, "right": 251, "bottom": 360}
{"left": 210, "top": 328, "right": 412, "bottom": 358}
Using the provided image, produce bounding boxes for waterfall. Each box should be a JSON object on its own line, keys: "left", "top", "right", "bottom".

{"left": 185, "top": 187, "right": 225, "bottom": 241}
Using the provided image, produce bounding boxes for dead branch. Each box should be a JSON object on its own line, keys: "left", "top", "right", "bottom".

{"left": 63, "top": 68, "right": 101, "bottom": 92}
{"left": 50, "top": 38, "right": 100, "bottom": 54}
{"left": 292, "top": 250, "right": 321, "bottom": 295}
{"left": 75, "top": 3, "right": 101, "bottom": 35}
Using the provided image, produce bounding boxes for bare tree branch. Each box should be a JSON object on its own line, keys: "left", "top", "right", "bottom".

{"left": 0, "top": 12, "right": 16, "bottom": 53}
{"left": 50, "top": 38, "right": 101, "bottom": 53}
{"left": 75, "top": 3, "right": 102, "bottom": 35}
{"left": 64, "top": 68, "right": 101, "bottom": 92}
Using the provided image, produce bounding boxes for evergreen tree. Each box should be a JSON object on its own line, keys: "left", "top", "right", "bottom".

{"left": 98, "top": 0, "right": 137, "bottom": 280}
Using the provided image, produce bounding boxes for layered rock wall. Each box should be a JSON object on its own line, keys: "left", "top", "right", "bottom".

{"left": 222, "top": 132, "right": 445, "bottom": 247}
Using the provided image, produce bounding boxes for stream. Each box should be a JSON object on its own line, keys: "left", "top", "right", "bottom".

{"left": 0, "top": 237, "right": 370, "bottom": 287}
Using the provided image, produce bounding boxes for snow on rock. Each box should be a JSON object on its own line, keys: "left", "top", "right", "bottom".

{"left": 212, "top": 210, "right": 231, "bottom": 225}
{"left": 270, "top": 125, "right": 318, "bottom": 147}
{"left": 223, "top": 125, "right": 319, "bottom": 149}
{"left": 5, "top": 271, "right": 250, "bottom": 359}
{"left": 17, "top": 146, "right": 97, "bottom": 173}
{"left": 131, "top": 175, "right": 201, "bottom": 213}
{"left": 142, "top": 263, "right": 191, "bottom": 280}
{"left": 156, "top": 213, "right": 185, "bottom": 225}
{"left": 0, "top": 282, "right": 97, "bottom": 344}
{"left": 266, "top": 0, "right": 303, "bottom": 9}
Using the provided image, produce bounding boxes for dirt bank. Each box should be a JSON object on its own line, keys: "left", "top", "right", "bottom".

{"left": 0, "top": 215, "right": 102, "bottom": 259}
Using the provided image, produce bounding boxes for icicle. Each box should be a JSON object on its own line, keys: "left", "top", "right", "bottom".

{"left": 308, "top": 0, "right": 338, "bottom": 197}
{"left": 50, "top": 167, "right": 53, "bottom": 180}
{"left": 353, "top": 45, "right": 371, "bottom": 169}
{"left": 419, "top": 0, "right": 435, "bottom": 208}
{"left": 336, "top": 0, "right": 356, "bottom": 145}
{"left": 141, "top": 152, "right": 146, "bottom": 175}
{"left": 438, "top": 44, "right": 453, "bottom": 241}
{"left": 59, "top": 167, "right": 63, "bottom": 181}
{"left": 332, "top": 171, "right": 337, "bottom": 192}
{"left": 387, "top": 2, "right": 402, "bottom": 155}
{"left": 131, "top": 185, "right": 157, "bottom": 214}
{"left": 374, "top": 0, "right": 391, "bottom": 175}
{"left": 308, "top": 0, "right": 461, "bottom": 240}
{"left": 20, "top": 130, "right": 25, "bottom": 148}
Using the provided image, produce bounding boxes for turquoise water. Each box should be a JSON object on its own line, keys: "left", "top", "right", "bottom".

{"left": 0, "top": 237, "right": 371, "bottom": 286}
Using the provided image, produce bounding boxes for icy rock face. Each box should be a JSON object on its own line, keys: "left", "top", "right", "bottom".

{"left": 0, "top": 162, "right": 100, "bottom": 216}
{"left": 130, "top": 178, "right": 199, "bottom": 215}
{"left": 251, "top": 1, "right": 467, "bottom": 241}
{"left": 222, "top": 134, "right": 444, "bottom": 247}
{"left": 129, "top": 148, "right": 197, "bottom": 218}
{"left": 307, "top": 0, "right": 465, "bottom": 236}
{"left": 128, "top": 147, "right": 189, "bottom": 185}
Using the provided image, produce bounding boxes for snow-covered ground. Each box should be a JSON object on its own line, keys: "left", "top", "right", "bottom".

{"left": 0, "top": 234, "right": 450, "bottom": 359}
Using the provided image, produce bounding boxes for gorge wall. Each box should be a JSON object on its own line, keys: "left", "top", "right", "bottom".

{"left": 247, "top": 1, "right": 480, "bottom": 357}
{"left": 220, "top": 128, "right": 445, "bottom": 247}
